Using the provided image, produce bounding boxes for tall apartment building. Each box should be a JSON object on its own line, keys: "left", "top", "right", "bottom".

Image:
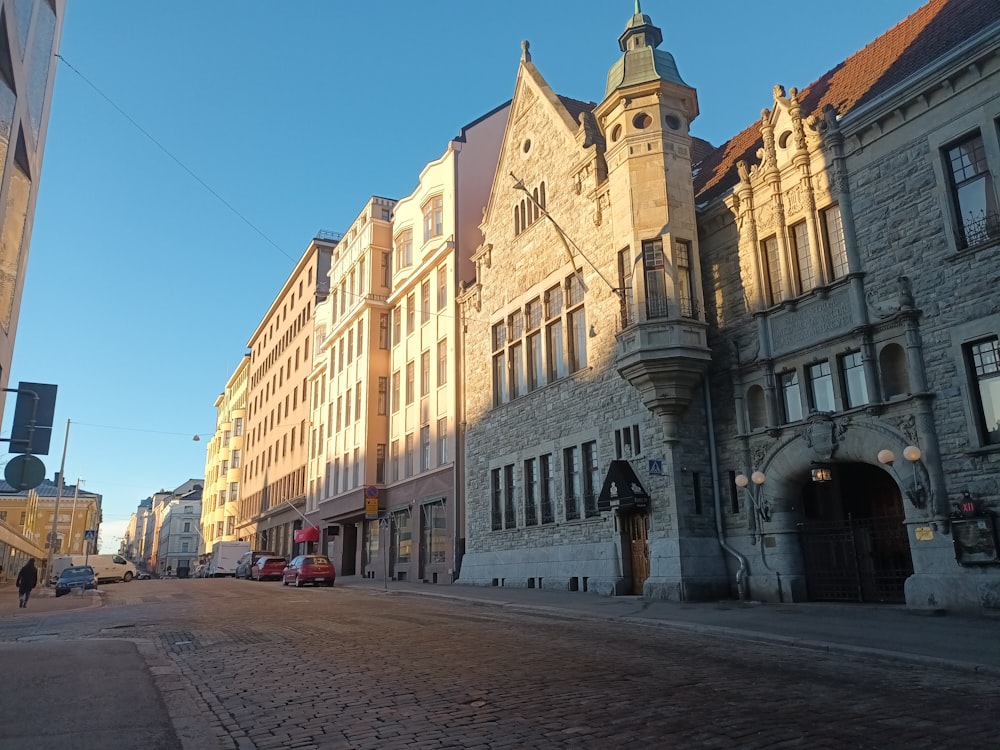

{"left": 0, "top": 0, "right": 64, "bottom": 415}
{"left": 307, "top": 197, "right": 396, "bottom": 575}
{"left": 156, "top": 487, "right": 202, "bottom": 577}
{"left": 238, "top": 236, "right": 335, "bottom": 558}
{"left": 200, "top": 355, "right": 248, "bottom": 553}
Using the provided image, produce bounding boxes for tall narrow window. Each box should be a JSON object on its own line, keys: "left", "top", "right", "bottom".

{"left": 540, "top": 453, "right": 554, "bottom": 524}
{"left": 807, "top": 361, "right": 835, "bottom": 413}
{"left": 526, "top": 299, "right": 545, "bottom": 391}
{"left": 946, "top": 133, "right": 998, "bottom": 249}
{"left": 406, "top": 293, "right": 415, "bottom": 334}
{"left": 968, "top": 336, "right": 1000, "bottom": 445}
{"left": 391, "top": 371, "right": 400, "bottom": 412}
{"left": 780, "top": 370, "right": 803, "bottom": 423}
{"left": 405, "top": 361, "right": 415, "bottom": 404}
{"left": 582, "top": 441, "right": 599, "bottom": 518}
{"left": 675, "top": 240, "right": 696, "bottom": 318}
{"left": 420, "top": 350, "right": 430, "bottom": 397}
{"left": 523, "top": 457, "right": 538, "bottom": 526}
{"left": 491, "top": 468, "right": 503, "bottom": 531}
{"left": 395, "top": 229, "right": 413, "bottom": 269}
{"left": 763, "top": 236, "right": 783, "bottom": 306}
{"left": 437, "top": 339, "right": 447, "bottom": 386}
{"left": 392, "top": 308, "right": 401, "bottom": 346}
{"left": 642, "top": 238, "right": 668, "bottom": 318}
{"left": 375, "top": 444, "right": 386, "bottom": 483}
{"left": 504, "top": 464, "right": 516, "bottom": 529}
{"left": 567, "top": 273, "right": 587, "bottom": 372}
{"left": 545, "top": 286, "right": 566, "bottom": 381}
{"left": 405, "top": 433, "right": 414, "bottom": 477}
{"left": 436, "top": 417, "right": 447, "bottom": 465}
{"left": 617, "top": 247, "right": 635, "bottom": 326}
{"left": 381, "top": 251, "right": 392, "bottom": 288}
{"left": 564, "top": 446, "right": 581, "bottom": 521}
{"left": 421, "top": 280, "right": 431, "bottom": 324}
{"left": 379, "top": 313, "right": 390, "bottom": 349}
{"left": 791, "top": 222, "right": 815, "bottom": 294}
{"left": 423, "top": 195, "right": 444, "bottom": 242}
{"left": 420, "top": 425, "right": 431, "bottom": 472}
{"left": 390, "top": 440, "right": 399, "bottom": 481}
{"left": 822, "top": 205, "right": 849, "bottom": 280}
{"left": 840, "top": 351, "right": 869, "bottom": 408}
{"left": 356, "top": 320, "right": 364, "bottom": 357}
{"left": 509, "top": 310, "right": 525, "bottom": 398}
{"left": 492, "top": 321, "right": 508, "bottom": 406}
{"left": 437, "top": 265, "right": 448, "bottom": 310}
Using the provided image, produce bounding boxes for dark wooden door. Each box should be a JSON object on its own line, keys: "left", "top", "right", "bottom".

{"left": 626, "top": 512, "right": 650, "bottom": 595}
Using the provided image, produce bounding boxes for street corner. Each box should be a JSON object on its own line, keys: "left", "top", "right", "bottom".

{"left": 0, "top": 585, "right": 103, "bottom": 618}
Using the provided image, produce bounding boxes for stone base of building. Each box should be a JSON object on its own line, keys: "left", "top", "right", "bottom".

{"left": 905, "top": 572, "right": 1000, "bottom": 612}
{"left": 642, "top": 575, "right": 734, "bottom": 602}
{"left": 457, "top": 542, "right": 624, "bottom": 594}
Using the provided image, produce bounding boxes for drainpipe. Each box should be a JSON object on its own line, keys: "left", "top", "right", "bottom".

{"left": 705, "top": 379, "right": 749, "bottom": 601}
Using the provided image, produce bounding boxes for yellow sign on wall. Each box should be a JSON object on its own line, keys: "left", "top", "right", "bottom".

{"left": 364, "top": 487, "right": 379, "bottom": 519}
{"left": 914, "top": 526, "right": 934, "bottom": 541}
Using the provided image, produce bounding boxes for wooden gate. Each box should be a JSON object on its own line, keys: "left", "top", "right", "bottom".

{"left": 625, "top": 512, "right": 650, "bottom": 595}
{"left": 798, "top": 514, "right": 913, "bottom": 603}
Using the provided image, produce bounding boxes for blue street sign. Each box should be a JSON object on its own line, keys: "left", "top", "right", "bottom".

{"left": 378, "top": 517, "right": 390, "bottom": 529}
{"left": 84, "top": 529, "right": 97, "bottom": 540}
{"left": 648, "top": 460, "right": 664, "bottom": 476}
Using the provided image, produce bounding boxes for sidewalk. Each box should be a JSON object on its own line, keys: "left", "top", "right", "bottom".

{"left": 0, "top": 581, "right": 101, "bottom": 617}
{"left": 337, "top": 576, "right": 1000, "bottom": 676}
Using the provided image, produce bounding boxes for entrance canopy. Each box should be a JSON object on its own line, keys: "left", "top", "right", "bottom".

{"left": 598, "top": 460, "right": 650, "bottom": 512}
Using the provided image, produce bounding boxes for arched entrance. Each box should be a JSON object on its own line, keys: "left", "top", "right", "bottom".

{"left": 797, "top": 463, "right": 914, "bottom": 603}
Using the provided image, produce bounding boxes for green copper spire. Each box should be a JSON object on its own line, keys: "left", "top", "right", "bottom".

{"left": 604, "top": 3, "right": 687, "bottom": 98}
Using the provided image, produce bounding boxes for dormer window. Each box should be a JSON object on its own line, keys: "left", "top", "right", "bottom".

{"left": 423, "top": 195, "right": 443, "bottom": 243}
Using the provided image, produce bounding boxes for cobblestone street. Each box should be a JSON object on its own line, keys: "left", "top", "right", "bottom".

{"left": 2, "top": 579, "right": 998, "bottom": 749}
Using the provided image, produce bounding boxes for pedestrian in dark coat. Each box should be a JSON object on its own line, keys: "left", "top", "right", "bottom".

{"left": 16, "top": 558, "right": 38, "bottom": 608}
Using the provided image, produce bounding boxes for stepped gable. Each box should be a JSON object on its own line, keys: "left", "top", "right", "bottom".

{"left": 693, "top": 0, "right": 1000, "bottom": 205}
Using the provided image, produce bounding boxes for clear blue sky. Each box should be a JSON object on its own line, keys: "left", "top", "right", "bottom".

{"left": 3, "top": 0, "right": 926, "bottom": 552}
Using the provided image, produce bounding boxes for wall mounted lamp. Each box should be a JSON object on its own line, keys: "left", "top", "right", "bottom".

{"left": 735, "top": 470, "right": 770, "bottom": 541}
{"left": 811, "top": 467, "right": 832, "bottom": 482}
{"left": 877, "top": 445, "right": 927, "bottom": 508}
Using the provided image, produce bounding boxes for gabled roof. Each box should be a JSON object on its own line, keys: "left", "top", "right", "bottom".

{"left": 694, "top": 0, "right": 1000, "bottom": 204}
{"left": 557, "top": 95, "right": 597, "bottom": 127}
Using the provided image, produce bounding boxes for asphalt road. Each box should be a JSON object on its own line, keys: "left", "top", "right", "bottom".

{"left": 1, "top": 578, "right": 997, "bottom": 749}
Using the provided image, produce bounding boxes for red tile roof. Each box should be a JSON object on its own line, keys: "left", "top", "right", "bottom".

{"left": 693, "top": 0, "right": 1000, "bottom": 204}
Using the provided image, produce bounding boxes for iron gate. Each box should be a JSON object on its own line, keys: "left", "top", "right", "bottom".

{"left": 798, "top": 515, "right": 913, "bottom": 603}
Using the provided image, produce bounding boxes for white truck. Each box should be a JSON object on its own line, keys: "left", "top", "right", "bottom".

{"left": 208, "top": 540, "right": 250, "bottom": 577}
{"left": 49, "top": 554, "right": 137, "bottom": 584}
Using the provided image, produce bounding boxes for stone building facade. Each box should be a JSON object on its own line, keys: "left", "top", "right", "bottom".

{"left": 459, "top": 0, "right": 1000, "bottom": 611}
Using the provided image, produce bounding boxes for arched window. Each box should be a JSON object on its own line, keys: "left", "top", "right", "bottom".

{"left": 532, "top": 188, "right": 540, "bottom": 222}
{"left": 746, "top": 385, "right": 767, "bottom": 430}
{"left": 879, "top": 343, "right": 909, "bottom": 398}
{"left": 514, "top": 205, "right": 521, "bottom": 235}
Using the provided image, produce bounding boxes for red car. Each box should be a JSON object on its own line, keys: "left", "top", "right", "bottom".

{"left": 251, "top": 555, "right": 286, "bottom": 581}
{"left": 282, "top": 555, "right": 336, "bottom": 587}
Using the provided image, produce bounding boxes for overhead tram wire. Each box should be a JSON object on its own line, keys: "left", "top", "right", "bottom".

{"left": 54, "top": 54, "right": 296, "bottom": 264}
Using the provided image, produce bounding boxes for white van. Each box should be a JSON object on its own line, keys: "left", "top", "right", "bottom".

{"left": 49, "top": 554, "right": 137, "bottom": 584}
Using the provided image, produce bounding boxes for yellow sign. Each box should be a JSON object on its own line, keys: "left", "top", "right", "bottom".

{"left": 365, "top": 495, "right": 379, "bottom": 519}
{"left": 914, "top": 526, "right": 934, "bottom": 541}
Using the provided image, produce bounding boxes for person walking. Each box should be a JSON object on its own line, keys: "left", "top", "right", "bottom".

{"left": 16, "top": 558, "right": 38, "bottom": 609}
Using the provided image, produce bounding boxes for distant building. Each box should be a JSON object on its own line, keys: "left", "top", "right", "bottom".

{"left": 156, "top": 486, "right": 202, "bottom": 577}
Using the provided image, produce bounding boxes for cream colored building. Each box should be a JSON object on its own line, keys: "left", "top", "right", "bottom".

{"left": 0, "top": 0, "right": 64, "bottom": 418}
{"left": 200, "top": 355, "right": 248, "bottom": 553}
{"left": 307, "top": 197, "right": 396, "bottom": 574}
{"left": 238, "top": 236, "right": 335, "bottom": 557}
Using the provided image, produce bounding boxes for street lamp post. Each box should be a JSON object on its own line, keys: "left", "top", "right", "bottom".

{"left": 734, "top": 470, "right": 769, "bottom": 543}
{"left": 44, "top": 419, "right": 71, "bottom": 586}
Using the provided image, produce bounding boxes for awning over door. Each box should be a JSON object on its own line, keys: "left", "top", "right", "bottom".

{"left": 294, "top": 526, "right": 320, "bottom": 543}
{"left": 597, "top": 460, "right": 650, "bottom": 512}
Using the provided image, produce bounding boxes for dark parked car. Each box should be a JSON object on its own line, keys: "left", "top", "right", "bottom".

{"left": 282, "top": 555, "right": 336, "bottom": 587}
{"left": 251, "top": 556, "right": 286, "bottom": 581}
{"left": 55, "top": 565, "right": 98, "bottom": 597}
{"left": 236, "top": 550, "right": 276, "bottom": 579}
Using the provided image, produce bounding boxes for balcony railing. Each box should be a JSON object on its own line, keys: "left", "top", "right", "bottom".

{"left": 959, "top": 210, "right": 1000, "bottom": 250}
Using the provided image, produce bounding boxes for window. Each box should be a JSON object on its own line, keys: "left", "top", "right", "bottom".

{"left": 509, "top": 311, "right": 525, "bottom": 398}
{"left": 406, "top": 293, "right": 415, "bottom": 334}
{"left": 421, "top": 350, "right": 430, "bottom": 397}
{"left": 437, "top": 417, "right": 448, "bottom": 465}
{"left": 395, "top": 229, "right": 413, "bottom": 269}
{"left": 513, "top": 182, "right": 546, "bottom": 236}
{"left": 564, "top": 446, "right": 581, "bottom": 521}
{"left": 492, "top": 321, "right": 507, "bottom": 406}
{"left": 392, "top": 308, "right": 401, "bottom": 346}
{"left": 526, "top": 299, "right": 545, "bottom": 391}
{"left": 390, "top": 440, "right": 399, "bottom": 481}
{"left": 523, "top": 457, "right": 538, "bottom": 526}
{"left": 437, "top": 265, "right": 447, "bottom": 310}
{"left": 234, "top": 417, "right": 244, "bottom": 436}
{"left": 376, "top": 444, "right": 386, "bottom": 483}
{"left": 182, "top": 541, "right": 190, "bottom": 553}
{"left": 421, "top": 280, "right": 431, "bottom": 324}
{"left": 780, "top": 370, "right": 803, "bottom": 423}
{"left": 504, "top": 464, "right": 516, "bottom": 528}
{"left": 840, "top": 351, "right": 869, "bottom": 408}
{"left": 423, "top": 195, "right": 443, "bottom": 242}
{"left": 381, "top": 251, "right": 392, "bottom": 288}
{"left": 231, "top": 450, "right": 241, "bottom": 468}
{"left": 675, "top": 240, "right": 697, "bottom": 318}
{"left": 421, "top": 500, "right": 447, "bottom": 564}
{"left": 618, "top": 247, "right": 636, "bottom": 326}
{"left": 420, "top": 425, "right": 431, "bottom": 471}
{"left": 356, "top": 320, "right": 364, "bottom": 357}
{"left": 807, "top": 361, "right": 835, "bottom": 413}
{"left": 404, "top": 433, "right": 414, "bottom": 477}
{"left": 566, "top": 274, "right": 587, "bottom": 372}
{"left": 762, "top": 236, "right": 783, "bottom": 306}
{"left": 183, "top": 521, "right": 191, "bottom": 532}
{"left": 377, "top": 376, "right": 388, "bottom": 415}
{"left": 545, "top": 286, "right": 567, "bottom": 381}
{"left": 355, "top": 382, "right": 362, "bottom": 422}
{"left": 379, "top": 313, "right": 390, "bottom": 349}
{"left": 344, "top": 388, "right": 351, "bottom": 424}
{"left": 491, "top": 468, "right": 504, "bottom": 531}
{"left": 642, "top": 238, "right": 668, "bottom": 318}
{"left": 968, "top": 336, "right": 1000, "bottom": 445}
{"left": 391, "top": 371, "right": 400, "bottom": 412}
{"left": 393, "top": 509, "right": 411, "bottom": 563}
{"left": 582, "top": 441, "right": 600, "bottom": 518}
{"left": 437, "top": 339, "right": 447, "bottom": 386}
{"left": 791, "top": 222, "right": 815, "bottom": 294}
{"left": 614, "top": 425, "right": 642, "bottom": 458}
{"left": 946, "top": 133, "right": 998, "bottom": 249}
{"left": 821, "top": 205, "right": 849, "bottom": 280}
